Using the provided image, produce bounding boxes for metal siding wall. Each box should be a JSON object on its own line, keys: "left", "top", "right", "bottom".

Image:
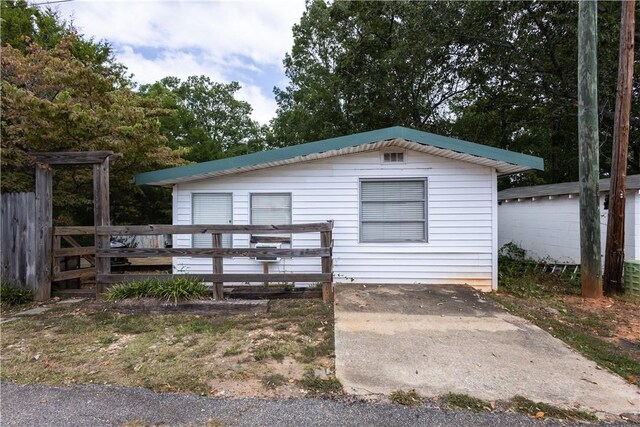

{"left": 173, "top": 149, "right": 495, "bottom": 289}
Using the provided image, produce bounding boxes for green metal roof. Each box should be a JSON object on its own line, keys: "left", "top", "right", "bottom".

{"left": 134, "top": 126, "right": 544, "bottom": 186}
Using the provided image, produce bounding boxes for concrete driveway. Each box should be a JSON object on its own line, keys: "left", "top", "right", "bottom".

{"left": 334, "top": 284, "right": 640, "bottom": 416}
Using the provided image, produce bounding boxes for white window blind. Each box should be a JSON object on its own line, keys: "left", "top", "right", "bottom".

{"left": 192, "top": 193, "right": 232, "bottom": 248}
{"left": 360, "top": 180, "right": 427, "bottom": 242}
{"left": 251, "top": 193, "right": 291, "bottom": 225}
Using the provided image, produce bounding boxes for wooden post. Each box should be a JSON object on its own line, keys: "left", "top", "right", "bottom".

{"left": 577, "top": 0, "right": 603, "bottom": 298}
{"left": 263, "top": 262, "right": 269, "bottom": 287}
{"left": 93, "top": 158, "right": 111, "bottom": 297}
{"left": 35, "top": 164, "right": 53, "bottom": 301}
{"left": 320, "top": 222, "right": 334, "bottom": 302}
{"left": 212, "top": 233, "right": 224, "bottom": 299}
{"left": 603, "top": 0, "right": 636, "bottom": 295}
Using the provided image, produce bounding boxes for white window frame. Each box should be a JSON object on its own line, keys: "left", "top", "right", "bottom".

{"left": 191, "top": 192, "right": 233, "bottom": 248}
{"left": 249, "top": 192, "right": 292, "bottom": 225}
{"left": 380, "top": 149, "right": 406, "bottom": 164}
{"left": 249, "top": 192, "right": 293, "bottom": 247}
{"left": 359, "top": 178, "right": 428, "bottom": 243}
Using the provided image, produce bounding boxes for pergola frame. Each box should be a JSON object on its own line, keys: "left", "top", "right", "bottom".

{"left": 31, "top": 151, "right": 119, "bottom": 301}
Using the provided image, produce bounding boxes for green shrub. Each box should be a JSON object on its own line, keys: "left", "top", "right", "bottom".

{"left": 106, "top": 277, "right": 209, "bottom": 304}
{"left": 0, "top": 283, "right": 34, "bottom": 306}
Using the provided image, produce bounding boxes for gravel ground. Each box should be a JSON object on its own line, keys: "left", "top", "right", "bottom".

{"left": 0, "top": 382, "right": 629, "bottom": 427}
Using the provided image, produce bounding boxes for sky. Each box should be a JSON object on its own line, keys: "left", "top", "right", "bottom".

{"left": 55, "top": 0, "right": 307, "bottom": 125}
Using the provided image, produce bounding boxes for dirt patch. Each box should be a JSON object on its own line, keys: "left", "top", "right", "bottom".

{"left": 563, "top": 295, "right": 640, "bottom": 342}
{"left": 0, "top": 298, "right": 336, "bottom": 398}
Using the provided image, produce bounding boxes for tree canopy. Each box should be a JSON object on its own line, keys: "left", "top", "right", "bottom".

{"left": 140, "top": 76, "right": 267, "bottom": 163}
{"left": 1, "top": 37, "right": 183, "bottom": 225}
{"left": 271, "top": 0, "right": 639, "bottom": 185}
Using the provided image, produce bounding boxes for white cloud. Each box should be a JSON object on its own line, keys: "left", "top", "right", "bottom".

{"left": 117, "top": 46, "right": 225, "bottom": 84}
{"left": 56, "top": 0, "right": 306, "bottom": 124}
{"left": 237, "top": 84, "right": 277, "bottom": 125}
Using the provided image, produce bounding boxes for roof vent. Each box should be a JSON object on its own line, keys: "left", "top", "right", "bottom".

{"left": 382, "top": 151, "right": 404, "bottom": 163}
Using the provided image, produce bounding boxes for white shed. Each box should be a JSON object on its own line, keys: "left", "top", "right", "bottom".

{"left": 498, "top": 175, "right": 640, "bottom": 264}
{"left": 135, "top": 127, "right": 543, "bottom": 291}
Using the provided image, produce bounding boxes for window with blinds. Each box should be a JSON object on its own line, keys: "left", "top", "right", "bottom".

{"left": 192, "top": 193, "right": 232, "bottom": 248}
{"left": 250, "top": 193, "right": 292, "bottom": 225}
{"left": 250, "top": 193, "right": 292, "bottom": 243}
{"left": 360, "top": 179, "right": 427, "bottom": 242}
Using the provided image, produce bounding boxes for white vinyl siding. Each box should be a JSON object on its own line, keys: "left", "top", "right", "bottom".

{"left": 360, "top": 179, "right": 427, "bottom": 242}
{"left": 173, "top": 148, "right": 497, "bottom": 290}
{"left": 192, "top": 193, "right": 232, "bottom": 248}
{"left": 498, "top": 191, "right": 639, "bottom": 264}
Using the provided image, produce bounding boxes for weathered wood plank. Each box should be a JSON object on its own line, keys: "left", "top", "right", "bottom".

{"left": 97, "top": 273, "right": 332, "bottom": 284}
{"left": 250, "top": 235, "right": 292, "bottom": 244}
{"left": 0, "top": 193, "right": 37, "bottom": 293}
{"left": 96, "top": 247, "right": 330, "bottom": 258}
{"left": 61, "top": 236, "right": 96, "bottom": 266}
{"left": 94, "top": 158, "right": 111, "bottom": 296}
{"left": 226, "top": 287, "right": 322, "bottom": 300}
{"left": 35, "top": 165, "right": 52, "bottom": 301}
{"left": 96, "top": 222, "right": 333, "bottom": 235}
{"left": 30, "top": 151, "right": 115, "bottom": 165}
{"left": 53, "top": 247, "right": 97, "bottom": 257}
{"left": 320, "top": 228, "right": 334, "bottom": 302}
{"left": 212, "top": 233, "right": 224, "bottom": 300}
{"left": 54, "top": 226, "right": 95, "bottom": 236}
{"left": 53, "top": 267, "right": 96, "bottom": 282}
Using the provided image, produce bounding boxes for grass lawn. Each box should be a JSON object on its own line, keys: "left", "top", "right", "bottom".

{"left": 493, "top": 256, "right": 640, "bottom": 386}
{"left": 0, "top": 299, "right": 338, "bottom": 398}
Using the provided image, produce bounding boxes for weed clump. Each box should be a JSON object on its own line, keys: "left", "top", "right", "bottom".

{"left": 261, "top": 374, "right": 287, "bottom": 389}
{"left": 442, "top": 393, "right": 488, "bottom": 412}
{"left": 0, "top": 283, "right": 33, "bottom": 306}
{"left": 106, "top": 277, "right": 209, "bottom": 304}
{"left": 510, "top": 395, "right": 597, "bottom": 421}
{"left": 391, "top": 389, "right": 422, "bottom": 407}
{"left": 298, "top": 368, "right": 342, "bottom": 396}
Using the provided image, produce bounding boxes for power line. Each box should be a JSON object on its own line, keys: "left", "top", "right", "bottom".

{"left": 30, "top": 0, "right": 74, "bottom": 5}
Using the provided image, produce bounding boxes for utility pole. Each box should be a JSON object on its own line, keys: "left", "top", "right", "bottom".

{"left": 603, "top": 0, "right": 636, "bottom": 295}
{"left": 577, "top": 0, "right": 603, "bottom": 298}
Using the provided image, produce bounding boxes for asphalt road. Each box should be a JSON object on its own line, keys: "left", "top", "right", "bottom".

{"left": 0, "top": 382, "right": 626, "bottom": 427}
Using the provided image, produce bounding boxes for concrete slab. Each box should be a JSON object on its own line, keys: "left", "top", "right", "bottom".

{"left": 14, "top": 307, "right": 50, "bottom": 317}
{"left": 56, "top": 298, "right": 86, "bottom": 305}
{"left": 334, "top": 284, "right": 640, "bottom": 416}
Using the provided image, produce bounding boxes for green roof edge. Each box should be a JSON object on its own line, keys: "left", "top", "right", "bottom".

{"left": 134, "top": 126, "right": 544, "bottom": 186}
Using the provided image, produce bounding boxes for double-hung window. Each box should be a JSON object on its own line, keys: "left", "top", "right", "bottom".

{"left": 360, "top": 179, "right": 427, "bottom": 242}
{"left": 192, "top": 193, "right": 232, "bottom": 248}
{"left": 250, "top": 193, "right": 292, "bottom": 243}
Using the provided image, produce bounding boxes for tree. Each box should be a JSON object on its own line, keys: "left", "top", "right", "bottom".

{"left": 1, "top": 0, "right": 128, "bottom": 86}
{"left": 140, "top": 76, "right": 267, "bottom": 163}
{"left": 273, "top": 1, "right": 640, "bottom": 186}
{"left": 271, "top": 0, "right": 469, "bottom": 146}
{"left": 1, "top": 37, "right": 184, "bottom": 225}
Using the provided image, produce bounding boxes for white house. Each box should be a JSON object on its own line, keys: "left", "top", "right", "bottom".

{"left": 135, "top": 127, "right": 543, "bottom": 291}
{"left": 498, "top": 175, "right": 640, "bottom": 264}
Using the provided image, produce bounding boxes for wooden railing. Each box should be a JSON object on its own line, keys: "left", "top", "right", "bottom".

{"left": 94, "top": 221, "right": 334, "bottom": 301}
{"left": 52, "top": 226, "right": 96, "bottom": 283}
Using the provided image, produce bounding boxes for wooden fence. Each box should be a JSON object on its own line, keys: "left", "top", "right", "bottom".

{"left": 1, "top": 192, "right": 37, "bottom": 292}
{"left": 52, "top": 226, "right": 96, "bottom": 283}
{"left": 95, "top": 221, "right": 334, "bottom": 301}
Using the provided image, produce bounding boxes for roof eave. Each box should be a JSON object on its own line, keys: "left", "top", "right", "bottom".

{"left": 136, "top": 139, "right": 542, "bottom": 187}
